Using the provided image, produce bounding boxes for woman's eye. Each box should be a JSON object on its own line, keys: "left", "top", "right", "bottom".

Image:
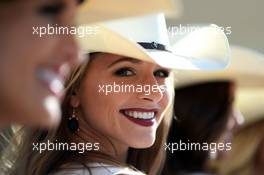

{"left": 38, "top": 3, "right": 64, "bottom": 17}
{"left": 114, "top": 68, "right": 135, "bottom": 77}
{"left": 154, "top": 69, "right": 169, "bottom": 78}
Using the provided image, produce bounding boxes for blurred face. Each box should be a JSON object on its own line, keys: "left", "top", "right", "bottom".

{"left": 73, "top": 53, "right": 173, "bottom": 149}
{"left": 0, "top": 0, "right": 80, "bottom": 128}
{"left": 214, "top": 84, "right": 244, "bottom": 159}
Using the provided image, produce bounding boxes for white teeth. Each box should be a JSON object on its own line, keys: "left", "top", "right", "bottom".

{"left": 133, "top": 111, "right": 138, "bottom": 118}
{"left": 37, "top": 69, "right": 64, "bottom": 95}
{"left": 123, "top": 110, "right": 155, "bottom": 119}
{"left": 129, "top": 111, "right": 133, "bottom": 117}
{"left": 138, "top": 113, "right": 143, "bottom": 119}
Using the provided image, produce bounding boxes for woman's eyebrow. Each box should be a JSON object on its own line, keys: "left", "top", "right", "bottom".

{"left": 107, "top": 57, "right": 141, "bottom": 68}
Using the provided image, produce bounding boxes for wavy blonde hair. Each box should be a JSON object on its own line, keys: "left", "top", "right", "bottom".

{"left": 9, "top": 53, "right": 174, "bottom": 175}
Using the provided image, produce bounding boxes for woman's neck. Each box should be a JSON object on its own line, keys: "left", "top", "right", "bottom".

{"left": 73, "top": 118, "right": 129, "bottom": 164}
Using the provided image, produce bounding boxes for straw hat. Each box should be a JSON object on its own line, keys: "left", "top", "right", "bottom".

{"left": 173, "top": 45, "right": 264, "bottom": 125}
{"left": 78, "top": 14, "right": 230, "bottom": 70}
{"left": 77, "top": 0, "right": 183, "bottom": 24}
{"left": 173, "top": 46, "right": 264, "bottom": 87}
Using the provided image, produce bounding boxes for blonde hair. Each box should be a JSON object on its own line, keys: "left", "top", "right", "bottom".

{"left": 9, "top": 53, "right": 174, "bottom": 175}
{"left": 0, "top": 126, "right": 21, "bottom": 173}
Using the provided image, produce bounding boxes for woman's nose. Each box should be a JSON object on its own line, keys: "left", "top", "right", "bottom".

{"left": 137, "top": 75, "right": 164, "bottom": 103}
{"left": 57, "top": 33, "right": 82, "bottom": 70}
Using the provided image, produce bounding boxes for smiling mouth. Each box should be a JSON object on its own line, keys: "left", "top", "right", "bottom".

{"left": 37, "top": 68, "right": 65, "bottom": 98}
{"left": 120, "top": 108, "right": 158, "bottom": 127}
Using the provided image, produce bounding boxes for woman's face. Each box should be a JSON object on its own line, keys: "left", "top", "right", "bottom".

{"left": 0, "top": 0, "right": 79, "bottom": 128}
{"left": 74, "top": 53, "right": 172, "bottom": 148}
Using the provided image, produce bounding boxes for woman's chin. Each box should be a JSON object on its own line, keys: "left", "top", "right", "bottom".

{"left": 129, "top": 139, "right": 156, "bottom": 149}
{"left": 42, "top": 96, "right": 61, "bottom": 128}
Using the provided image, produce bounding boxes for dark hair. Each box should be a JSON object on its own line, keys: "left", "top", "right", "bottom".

{"left": 162, "top": 81, "right": 234, "bottom": 174}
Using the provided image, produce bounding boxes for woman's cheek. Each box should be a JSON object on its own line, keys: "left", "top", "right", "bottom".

{"left": 162, "top": 86, "right": 172, "bottom": 105}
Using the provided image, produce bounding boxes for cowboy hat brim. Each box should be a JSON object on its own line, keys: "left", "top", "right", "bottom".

{"left": 78, "top": 24, "right": 230, "bottom": 70}
{"left": 173, "top": 46, "right": 264, "bottom": 87}
{"left": 171, "top": 24, "right": 231, "bottom": 70}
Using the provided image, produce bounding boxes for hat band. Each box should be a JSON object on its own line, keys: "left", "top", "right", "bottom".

{"left": 138, "top": 42, "right": 172, "bottom": 53}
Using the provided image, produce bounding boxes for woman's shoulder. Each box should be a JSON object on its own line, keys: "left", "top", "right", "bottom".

{"left": 51, "top": 162, "right": 145, "bottom": 175}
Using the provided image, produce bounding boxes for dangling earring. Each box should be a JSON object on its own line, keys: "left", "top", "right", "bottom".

{"left": 173, "top": 115, "right": 179, "bottom": 121}
{"left": 67, "top": 108, "right": 79, "bottom": 133}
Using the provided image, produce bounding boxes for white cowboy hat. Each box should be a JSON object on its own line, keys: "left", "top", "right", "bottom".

{"left": 78, "top": 13, "right": 230, "bottom": 70}
{"left": 173, "top": 46, "right": 264, "bottom": 87}
{"left": 77, "top": 0, "right": 183, "bottom": 24}
{"left": 173, "top": 46, "right": 264, "bottom": 125}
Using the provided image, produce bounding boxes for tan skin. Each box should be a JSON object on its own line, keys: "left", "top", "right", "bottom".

{"left": 0, "top": 0, "right": 80, "bottom": 128}
{"left": 70, "top": 53, "right": 173, "bottom": 162}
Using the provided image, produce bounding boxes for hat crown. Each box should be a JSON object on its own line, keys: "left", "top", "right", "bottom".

{"left": 102, "top": 13, "right": 169, "bottom": 46}
{"left": 79, "top": 15, "right": 231, "bottom": 70}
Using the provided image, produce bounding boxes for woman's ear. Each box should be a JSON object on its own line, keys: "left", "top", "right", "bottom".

{"left": 70, "top": 89, "right": 80, "bottom": 108}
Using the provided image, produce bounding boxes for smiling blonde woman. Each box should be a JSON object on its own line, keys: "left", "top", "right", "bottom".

{"left": 9, "top": 14, "right": 230, "bottom": 175}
